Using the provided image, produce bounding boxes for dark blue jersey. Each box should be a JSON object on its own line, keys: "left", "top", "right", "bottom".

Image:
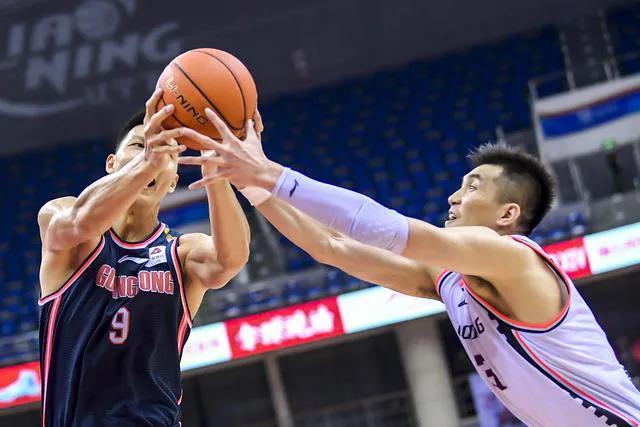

{"left": 38, "top": 223, "right": 192, "bottom": 427}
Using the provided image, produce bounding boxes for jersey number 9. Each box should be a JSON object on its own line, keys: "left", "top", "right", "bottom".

{"left": 109, "top": 307, "right": 130, "bottom": 345}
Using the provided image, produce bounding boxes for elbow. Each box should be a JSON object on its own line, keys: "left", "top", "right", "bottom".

{"left": 44, "top": 212, "right": 92, "bottom": 252}
{"left": 219, "top": 247, "right": 250, "bottom": 276}
{"left": 202, "top": 259, "right": 247, "bottom": 290}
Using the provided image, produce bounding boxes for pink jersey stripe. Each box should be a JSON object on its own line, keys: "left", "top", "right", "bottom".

{"left": 42, "top": 297, "right": 62, "bottom": 427}
{"left": 39, "top": 237, "right": 106, "bottom": 306}
{"left": 109, "top": 223, "right": 165, "bottom": 250}
{"left": 463, "top": 279, "right": 570, "bottom": 332}
{"left": 514, "top": 330, "right": 640, "bottom": 426}
{"left": 434, "top": 270, "right": 449, "bottom": 297}
{"left": 171, "top": 238, "right": 193, "bottom": 328}
{"left": 177, "top": 315, "right": 188, "bottom": 355}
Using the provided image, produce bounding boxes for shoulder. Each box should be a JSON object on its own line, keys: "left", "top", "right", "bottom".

{"left": 176, "top": 232, "right": 214, "bottom": 262}
{"left": 484, "top": 234, "right": 551, "bottom": 283}
{"left": 177, "top": 232, "right": 210, "bottom": 249}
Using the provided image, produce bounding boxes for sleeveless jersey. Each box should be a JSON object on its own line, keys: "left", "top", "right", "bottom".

{"left": 437, "top": 235, "right": 640, "bottom": 427}
{"left": 38, "top": 223, "right": 192, "bottom": 427}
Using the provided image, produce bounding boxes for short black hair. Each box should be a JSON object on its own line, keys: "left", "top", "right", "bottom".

{"left": 467, "top": 142, "right": 556, "bottom": 234}
{"left": 115, "top": 110, "right": 145, "bottom": 151}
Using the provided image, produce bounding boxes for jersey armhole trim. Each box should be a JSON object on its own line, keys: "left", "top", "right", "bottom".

{"left": 171, "top": 236, "right": 193, "bottom": 328}
{"left": 38, "top": 236, "right": 106, "bottom": 306}
{"left": 461, "top": 236, "right": 572, "bottom": 333}
{"left": 435, "top": 270, "right": 452, "bottom": 297}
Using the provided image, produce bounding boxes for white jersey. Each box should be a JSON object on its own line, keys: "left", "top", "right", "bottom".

{"left": 437, "top": 235, "right": 640, "bottom": 427}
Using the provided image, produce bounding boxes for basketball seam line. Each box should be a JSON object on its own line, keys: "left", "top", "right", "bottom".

{"left": 159, "top": 96, "right": 222, "bottom": 142}
{"left": 171, "top": 61, "right": 243, "bottom": 131}
{"left": 192, "top": 49, "right": 248, "bottom": 126}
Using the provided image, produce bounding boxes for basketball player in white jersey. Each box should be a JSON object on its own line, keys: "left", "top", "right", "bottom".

{"left": 178, "top": 112, "right": 640, "bottom": 426}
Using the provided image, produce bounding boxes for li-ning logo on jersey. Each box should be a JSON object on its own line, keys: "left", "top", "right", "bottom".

{"left": 95, "top": 264, "right": 174, "bottom": 299}
{"left": 118, "top": 255, "right": 148, "bottom": 265}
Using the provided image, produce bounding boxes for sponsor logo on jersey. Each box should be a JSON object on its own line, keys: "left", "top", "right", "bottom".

{"left": 147, "top": 246, "right": 168, "bottom": 267}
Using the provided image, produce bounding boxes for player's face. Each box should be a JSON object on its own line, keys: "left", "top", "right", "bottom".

{"left": 445, "top": 164, "right": 512, "bottom": 229}
{"left": 107, "top": 125, "right": 179, "bottom": 203}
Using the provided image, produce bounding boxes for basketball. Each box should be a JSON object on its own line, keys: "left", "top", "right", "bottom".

{"left": 156, "top": 48, "right": 258, "bottom": 150}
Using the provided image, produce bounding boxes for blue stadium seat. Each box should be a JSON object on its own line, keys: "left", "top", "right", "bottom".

{"left": 607, "top": 3, "right": 640, "bottom": 75}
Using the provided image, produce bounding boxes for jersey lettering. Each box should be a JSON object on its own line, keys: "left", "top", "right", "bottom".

{"left": 457, "top": 317, "right": 485, "bottom": 340}
{"left": 95, "top": 264, "right": 174, "bottom": 299}
{"left": 474, "top": 353, "right": 508, "bottom": 391}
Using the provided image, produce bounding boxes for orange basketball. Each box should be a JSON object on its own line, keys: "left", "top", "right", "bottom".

{"left": 156, "top": 48, "right": 258, "bottom": 150}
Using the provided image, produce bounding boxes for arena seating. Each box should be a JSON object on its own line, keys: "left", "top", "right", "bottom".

{"left": 0, "top": 25, "right": 575, "bottom": 360}
{"left": 607, "top": 2, "right": 640, "bottom": 75}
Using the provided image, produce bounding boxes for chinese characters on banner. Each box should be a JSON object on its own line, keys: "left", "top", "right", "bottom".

{"left": 544, "top": 237, "right": 592, "bottom": 279}
{"left": 225, "top": 297, "right": 345, "bottom": 358}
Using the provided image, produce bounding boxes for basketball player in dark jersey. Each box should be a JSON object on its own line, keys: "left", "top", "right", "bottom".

{"left": 37, "top": 88, "right": 251, "bottom": 427}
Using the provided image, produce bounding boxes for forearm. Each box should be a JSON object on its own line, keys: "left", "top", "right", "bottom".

{"left": 205, "top": 179, "right": 250, "bottom": 268}
{"left": 257, "top": 198, "right": 438, "bottom": 298}
{"left": 62, "top": 156, "right": 156, "bottom": 241}
{"left": 257, "top": 165, "right": 409, "bottom": 254}
{"left": 256, "top": 197, "right": 335, "bottom": 263}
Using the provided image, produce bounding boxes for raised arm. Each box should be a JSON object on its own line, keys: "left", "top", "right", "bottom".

{"left": 40, "top": 92, "right": 188, "bottom": 252}
{"left": 184, "top": 132, "right": 528, "bottom": 280}
{"left": 178, "top": 177, "right": 250, "bottom": 291}
{"left": 177, "top": 110, "right": 252, "bottom": 295}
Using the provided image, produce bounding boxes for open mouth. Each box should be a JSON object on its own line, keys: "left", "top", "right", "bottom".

{"left": 445, "top": 212, "right": 457, "bottom": 224}
{"left": 146, "top": 179, "right": 156, "bottom": 189}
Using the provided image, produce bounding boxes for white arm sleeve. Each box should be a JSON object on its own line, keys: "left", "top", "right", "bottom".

{"left": 272, "top": 168, "right": 409, "bottom": 254}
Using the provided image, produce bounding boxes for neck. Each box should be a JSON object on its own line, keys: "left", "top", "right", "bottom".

{"left": 112, "top": 201, "right": 161, "bottom": 243}
{"left": 496, "top": 226, "right": 523, "bottom": 236}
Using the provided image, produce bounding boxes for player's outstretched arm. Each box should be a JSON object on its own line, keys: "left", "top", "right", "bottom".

{"left": 39, "top": 90, "right": 189, "bottom": 252}
{"left": 178, "top": 111, "right": 530, "bottom": 281}
{"left": 257, "top": 196, "right": 441, "bottom": 299}
{"left": 178, "top": 109, "right": 251, "bottom": 291}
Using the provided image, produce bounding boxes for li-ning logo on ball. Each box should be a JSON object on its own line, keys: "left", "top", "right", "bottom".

{"left": 165, "top": 77, "right": 208, "bottom": 126}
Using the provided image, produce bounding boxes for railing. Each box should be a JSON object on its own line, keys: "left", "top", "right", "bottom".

{"left": 0, "top": 331, "right": 38, "bottom": 368}
{"left": 292, "top": 390, "right": 416, "bottom": 427}
{"left": 528, "top": 51, "right": 640, "bottom": 100}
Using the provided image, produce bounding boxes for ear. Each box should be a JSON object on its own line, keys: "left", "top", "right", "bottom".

{"left": 105, "top": 154, "right": 117, "bottom": 174}
{"left": 168, "top": 173, "right": 179, "bottom": 193}
{"left": 496, "top": 202, "right": 521, "bottom": 228}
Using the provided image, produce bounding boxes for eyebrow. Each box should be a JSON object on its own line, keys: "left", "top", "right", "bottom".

{"left": 462, "top": 173, "right": 482, "bottom": 183}
{"left": 128, "top": 136, "right": 144, "bottom": 144}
